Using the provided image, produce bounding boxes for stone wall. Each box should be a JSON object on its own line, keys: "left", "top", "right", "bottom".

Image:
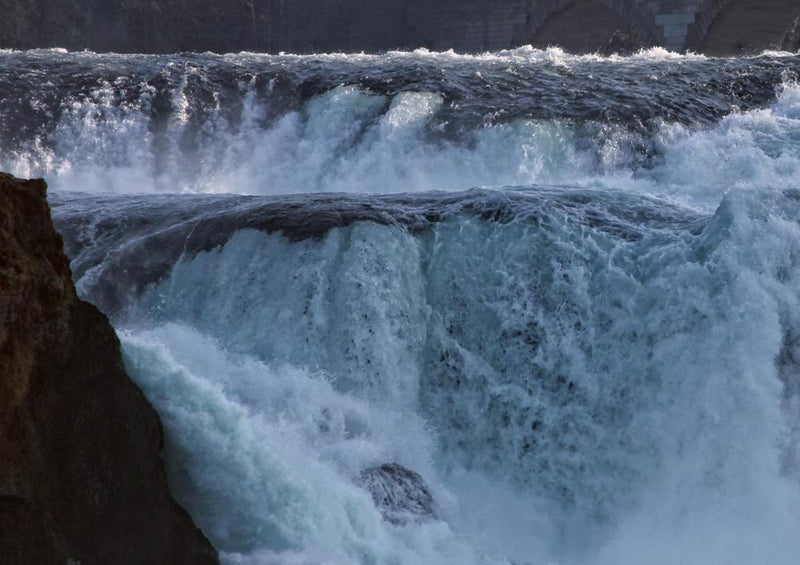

{"left": 411, "top": 0, "right": 798, "bottom": 54}
{"left": 0, "top": 0, "right": 798, "bottom": 55}
{"left": 698, "top": 0, "right": 800, "bottom": 54}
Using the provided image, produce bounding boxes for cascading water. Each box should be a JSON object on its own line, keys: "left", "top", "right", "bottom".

{"left": 3, "top": 47, "right": 800, "bottom": 565}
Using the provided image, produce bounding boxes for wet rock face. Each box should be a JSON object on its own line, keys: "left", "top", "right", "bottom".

{"left": 0, "top": 173, "right": 218, "bottom": 565}
{"left": 354, "top": 463, "right": 438, "bottom": 524}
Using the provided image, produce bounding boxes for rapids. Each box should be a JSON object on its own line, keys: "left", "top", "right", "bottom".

{"left": 2, "top": 47, "right": 799, "bottom": 565}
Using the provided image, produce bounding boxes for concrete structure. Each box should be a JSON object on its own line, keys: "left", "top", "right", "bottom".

{"left": 406, "top": 0, "right": 800, "bottom": 54}
{"left": 0, "top": 0, "right": 799, "bottom": 54}
{"left": 699, "top": 0, "right": 800, "bottom": 55}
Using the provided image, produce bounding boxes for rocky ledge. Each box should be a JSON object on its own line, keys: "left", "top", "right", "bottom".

{"left": 0, "top": 173, "right": 218, "bottom": 565}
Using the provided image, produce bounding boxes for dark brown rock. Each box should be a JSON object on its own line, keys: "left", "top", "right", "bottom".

{"left": 0, "top": 172, "right": 218, "bottom": 565}
{"left": 0, "top": 496, "right": 70, "bottom": 565}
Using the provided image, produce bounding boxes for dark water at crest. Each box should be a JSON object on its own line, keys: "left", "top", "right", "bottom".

{"left": 0, "top": 49, "right": 797, "bottom": 142}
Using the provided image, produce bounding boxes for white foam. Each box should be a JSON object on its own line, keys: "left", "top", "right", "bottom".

{"left": 114, "top": 184, "right": 800, "bottom": 565}
{"left": 4, "top": 75, "right": 800, "bottom": 209}
{"left": 121, "top": 324, "right": 502, "bottom": 565}
{"left": 13, "top": 52, "right": 800, "bottom": 565}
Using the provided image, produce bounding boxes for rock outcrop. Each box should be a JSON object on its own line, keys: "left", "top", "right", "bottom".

{"left": 0, "top": 173, "right": 218, "bottom": 565}
{"left": 354, "top": 463, "right": 438, "bottom": 524}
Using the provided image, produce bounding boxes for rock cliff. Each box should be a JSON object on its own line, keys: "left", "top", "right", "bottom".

{"left": 0, "top": 172, "right": 218, "bottom": 565}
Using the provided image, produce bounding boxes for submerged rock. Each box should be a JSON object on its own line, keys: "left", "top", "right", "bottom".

{"left": 0, "top": 173, "right": 218, "bottom": 565}
{"left": 600, "top": 30, "right": 641, "bottom": 56}
{"left": 354, "top": 463, "right": 438, "bottom": 524}
{"left": 783, "top": 15, "right": 800, "bottom": 52}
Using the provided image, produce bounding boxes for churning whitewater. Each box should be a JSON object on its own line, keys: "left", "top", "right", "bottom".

{"left": 2, "top": 48, "right": 800, "bottom": 565}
